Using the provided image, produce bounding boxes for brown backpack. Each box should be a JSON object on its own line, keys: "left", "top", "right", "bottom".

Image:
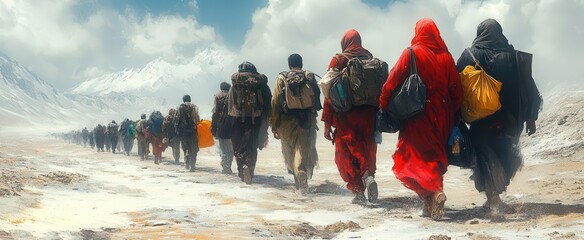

{"left": 342, "top": 55, "right": 389, "bottom": 107}
{"left": 279, "top": 70, "right": 315, "bottom": 111}
{"left": 228, "top": 72, "right": 268, "bottom": 118}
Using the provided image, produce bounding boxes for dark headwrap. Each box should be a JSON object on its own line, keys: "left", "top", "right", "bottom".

{"left": 411, "top": 18, "right": 449, "bottom": 52}
{"left": 340, "top": 29, "right": 373, "bottom": 59}
{"left": 472, "top": 19, "right": 511, "bottom": 51}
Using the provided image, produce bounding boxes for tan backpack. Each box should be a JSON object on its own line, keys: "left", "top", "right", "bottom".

{"left": 279, "top": 70, "right": 315, "bottom": 111}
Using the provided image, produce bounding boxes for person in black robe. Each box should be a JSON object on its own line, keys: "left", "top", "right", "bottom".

{"left": 456, "top": 19, "right": 542, "bottom": 212}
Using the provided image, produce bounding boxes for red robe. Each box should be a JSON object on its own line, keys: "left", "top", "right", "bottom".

{"left": 379, "top": 19, "right": 462, "bottom": 198}
{"left": 322, "top": 29, "right": 377, "bottom": 193}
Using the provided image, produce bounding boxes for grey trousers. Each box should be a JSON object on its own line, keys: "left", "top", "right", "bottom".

{"left": 217, "top": 138, "right": 234, "bottom": 170}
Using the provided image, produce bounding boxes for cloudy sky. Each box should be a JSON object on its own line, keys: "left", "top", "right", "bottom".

{"left": 0, "top": 0, "right": 582, "bottom": 92}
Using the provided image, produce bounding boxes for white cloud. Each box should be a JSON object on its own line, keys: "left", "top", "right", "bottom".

{"left": 239, "top": 0, "right": 584, "bottom": 91}
{"left": 0, "top": 0, "right": 582, "bottom": 94}
{"left": 0, "top": 0, "right": 224, "bottom": 90}
{"left": 128, "top": 14, "right": 216, "bottom": 57}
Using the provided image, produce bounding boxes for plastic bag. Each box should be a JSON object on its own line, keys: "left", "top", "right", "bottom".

{"left": 460, "top": 49, "right": 503, "bottom": 123}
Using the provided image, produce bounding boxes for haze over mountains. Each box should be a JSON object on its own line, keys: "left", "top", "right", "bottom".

{"left": 0, "top": 48, "right": 227, "bottom": 131}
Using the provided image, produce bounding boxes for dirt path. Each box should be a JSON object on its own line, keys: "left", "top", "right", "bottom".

{"left": 0, "top": 131, "right": 583, "bottom": 239}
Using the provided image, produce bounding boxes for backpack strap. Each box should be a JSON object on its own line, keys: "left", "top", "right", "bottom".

{"left": 466, "top": 48, "right": 481, "bottom": 68}
{"left": 408, "top": 47, "right": 418, "bottom": 75}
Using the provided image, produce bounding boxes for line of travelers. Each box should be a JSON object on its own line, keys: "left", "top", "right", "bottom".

{"left": 64, "top": 18, "right": 542, "bottom": 221}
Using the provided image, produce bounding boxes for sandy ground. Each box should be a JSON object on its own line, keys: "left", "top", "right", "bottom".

{"left": 0, "top": 131, "right": 582, "bottom": 240}
{"left": 1, "top": 92, "right": 583, "bottom": 240}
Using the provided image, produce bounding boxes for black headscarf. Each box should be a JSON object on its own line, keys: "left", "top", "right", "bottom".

{"left": 472, "top": 19, "right": 511, "bottom": 51}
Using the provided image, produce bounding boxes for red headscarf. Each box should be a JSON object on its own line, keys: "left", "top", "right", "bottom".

{"left": 341, "top": 29, "right": 372, "bottom": 58}
{"left": 410, "top": 18, "right": 448, "bottom": 52}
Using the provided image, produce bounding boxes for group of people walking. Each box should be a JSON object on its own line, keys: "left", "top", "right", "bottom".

{"left": 64, "top": 18, "right": 542, "bottom": 221}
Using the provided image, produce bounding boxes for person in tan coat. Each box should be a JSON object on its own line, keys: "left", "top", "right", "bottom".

{"left": 271, "top": 54, "right": 321, "bottom": 190}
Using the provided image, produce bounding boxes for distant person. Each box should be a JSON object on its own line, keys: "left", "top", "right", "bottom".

{"left": 89, "top": 130, "right": 95, "bottom": 149}
{"left": 108, "top": 120, "right": 119, "bottom": 154}
{"left": 81, "top": 127, "right": 89, "bottom": 147}
{"left": 136, "top": 114, "right": 151, "bottom": 160}
{"left": 163, "top": 108, "right": 181, "bottom": 163}
{"left": 227, "top": 61, "right": 272, "bottom": 184}
{"left": 104, "top": 127, "right": 111, "bottom": 152}
{"left": 94, "top": 124, "right": 106, "bottom": 152}
{"left": 322, "top": 29, "right": 379, "bottom": 204}
{"left": 380, "top": 19, "right": 462, "bottom": 220}
{"left": 149, "top": 111, "right": 165, "bottom": 164}
{"left": 211, "top": 82, "right": 235, "bottom": 174}
{"left": 120, "top": 118, "right": 136, "bottom": 156}
{"left": 271, "top": 53, "right": 321, "bottom": 190}
{"left": 174, "top": 94, "right": 201, "bottom": 172}
{"left": 456, "top": 19, "right": 542, "bottom": 213}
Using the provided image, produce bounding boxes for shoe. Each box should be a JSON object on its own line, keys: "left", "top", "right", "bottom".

{"left": 296, "top": 170, "right": 308, "bottom": 190}
{"left": 352, "top": 192, "right": 367, "bottom": 205}
{"left": 363, "top": 173, "right": 378, "bottom": 203}
{"left": 243, "top": 165, "right": 252, "bottom": 185}
{"left": 430, "top": 192, "right": 447, "bottom": 220}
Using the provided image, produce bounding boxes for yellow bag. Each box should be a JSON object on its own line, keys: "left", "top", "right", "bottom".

{"left": 197, "top": 120, "right": 215, "bottom": 148}
{"left": 460, "top": 49, "right": 503, "bottom": 123}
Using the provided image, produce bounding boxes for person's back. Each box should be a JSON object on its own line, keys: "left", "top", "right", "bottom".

{"left": 228, "top": 61, "right": 272, "bottom": 184}
{"left": 456, "top": 19, "right": 541, "bottom": 212}
{"left": 163, "top": 108, "right": 181, "bottom": 163}
{"left": 321, "top": 29, "right": 379, "bottom": 204}
{"left": 108, "top": 121, "right": 119, "bottom": 153}
{"left": 136, "top": 114, "right": 150, "bottom": 160}
{"left": 271, "top": 54, "right": 320, "bottom": 190}
{"left": 212, "top": 82, "right": 235, "bottom": 174}
{"left": 175, "top": 95, "right": 200, "bottom": 171}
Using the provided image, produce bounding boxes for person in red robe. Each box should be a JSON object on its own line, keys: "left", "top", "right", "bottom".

{"left": 322, "top": 29, "right": 379, "bottom": 204}
{"left": 379, "top": 19, "right": 462, "bottom": 220}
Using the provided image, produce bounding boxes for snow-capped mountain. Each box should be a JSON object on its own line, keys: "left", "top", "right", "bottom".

{"left": 69, "top": 48, "right": 234, "bottom": 106}
{"left": 0, "top": 52, "right": 72, "bottom": 126}
{"left": 0, "top": 53, "right": 60, "bottom": 103}
{"left": 0, "top": 53, "right": 149, "bottom": 131}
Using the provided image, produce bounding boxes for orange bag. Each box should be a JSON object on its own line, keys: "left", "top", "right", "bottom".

{"left": 197, "top": 120, "right": 215, "bottom": 148}
{"left": 460, "top": 49, "right": 503, "bottom": 123}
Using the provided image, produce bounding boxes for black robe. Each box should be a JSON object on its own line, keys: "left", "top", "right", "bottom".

{"left": 456, "top": 19, "right": 542, "bottom": 194}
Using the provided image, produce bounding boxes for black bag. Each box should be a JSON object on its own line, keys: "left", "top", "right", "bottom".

{"left": 447, "top": 122, "right": 475, "bottom": 168}
{"left": 176, "top": 103, "right": 195, "bottom": 134}
{"left": 376, "top": 110, "right": 401, "bottom": 133}
{"left": 387, "top": 47, "right": 427, "bottom": 121}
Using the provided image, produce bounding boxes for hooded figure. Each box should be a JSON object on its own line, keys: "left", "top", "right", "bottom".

{"left": 456, "top": 19, "right": 541, "bottom": 212}
{"left": 380, "top": 19, "right": 462, "bottom": 220}
{"left": 322, "top": 29, "right": 379, "bottom": 204}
